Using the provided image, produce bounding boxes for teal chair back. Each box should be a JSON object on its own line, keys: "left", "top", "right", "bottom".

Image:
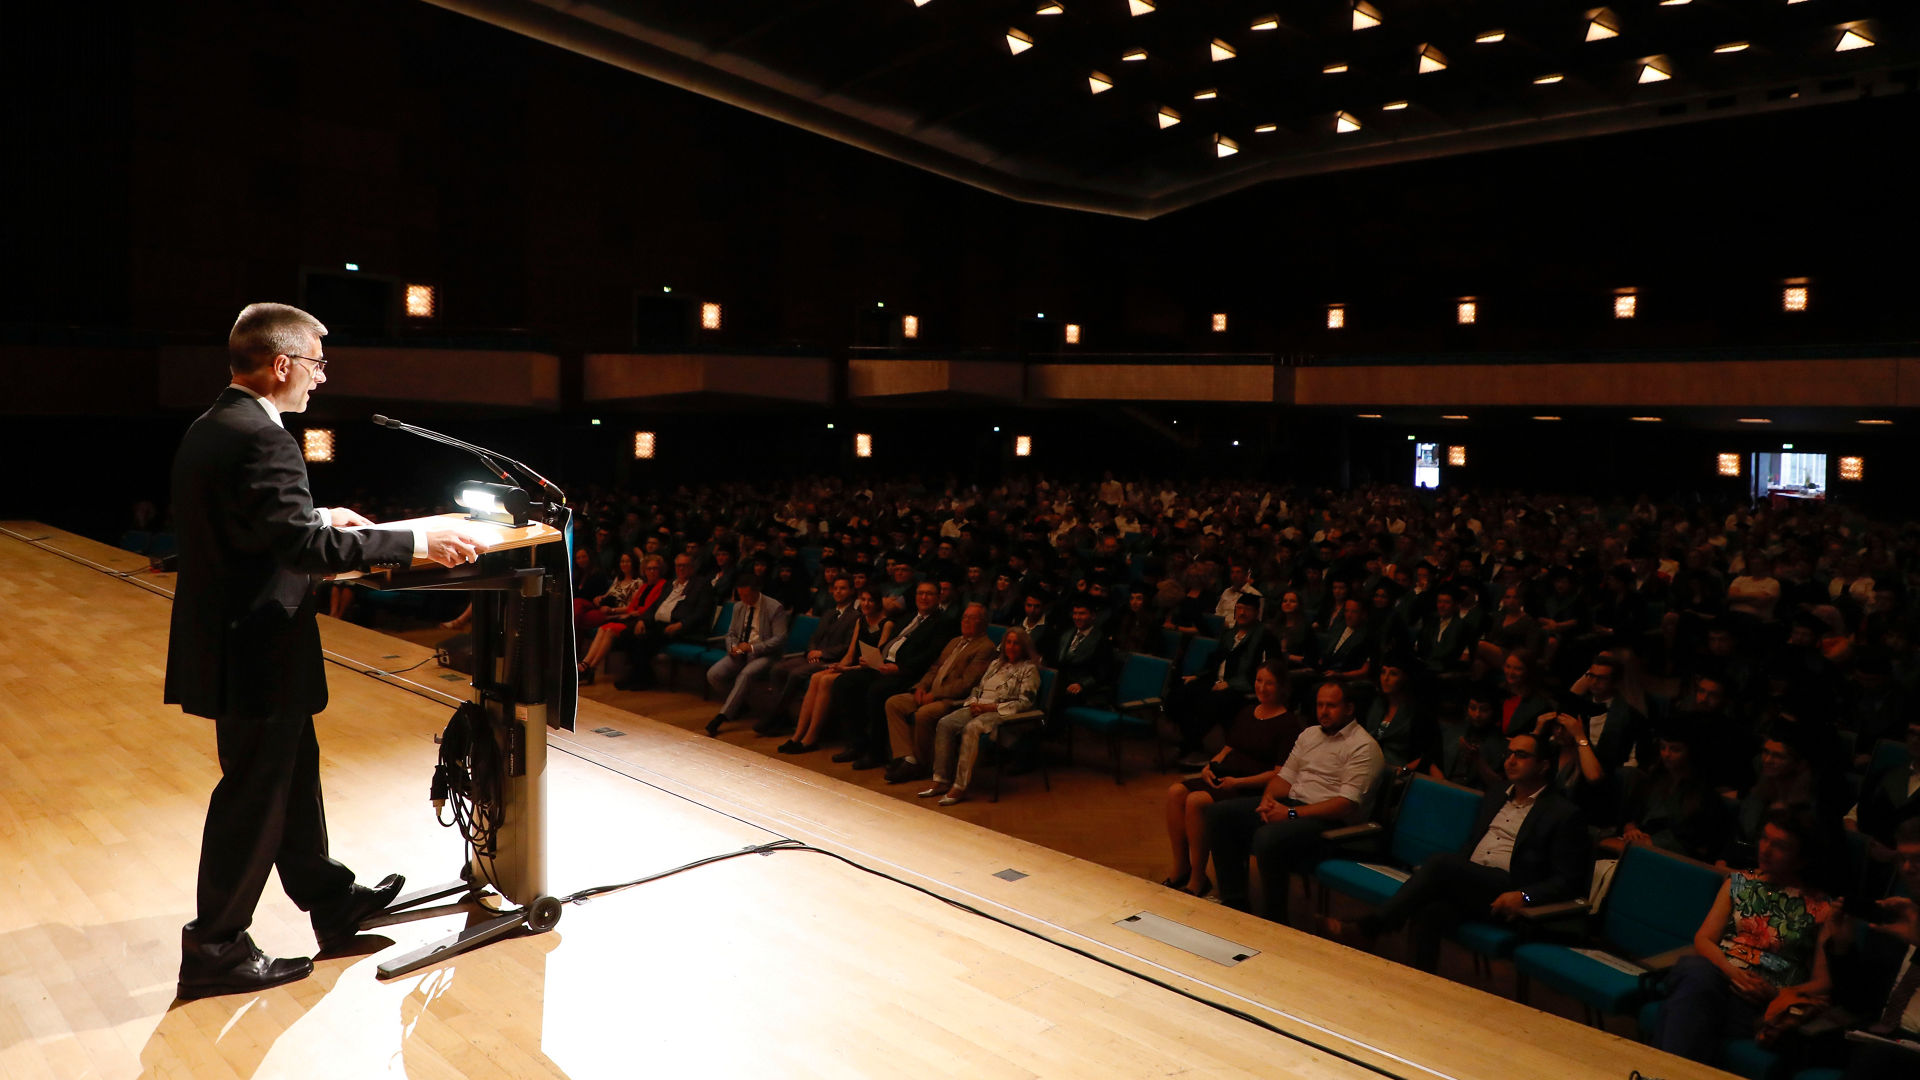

{"left": 1180, "top": 637, "right": 1219, "bottom": 679}
{"left": 1868, "top": 738, "right": 1912, "bottom": 777}
{"left": 786, "top": 614, "right": 819, "bottom": 653}
{"left": 1390, "top": 776, "right": 1484, "bottom": 868}
{"left": 1601, "top": 845, "right": 1726, "bottom": 959}
{"left": 1115, "top": 653, "right": 1172, "bottom": 704}
{"left": 1159, "top": 627, "right": 1185, "bottom": 660}
{"left": 711, "top": 603, "right": 734, "bottom": 636}
{"left": 986, "top": 623, "right": 1009, "bottom": 645}
{"left": 1032, "top": 667, "right": 1057, "bottom": 715}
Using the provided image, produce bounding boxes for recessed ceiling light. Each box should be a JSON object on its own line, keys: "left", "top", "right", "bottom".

{"left": 1638, "top": 61, "right": 1672, "bottom": 83}
{"left": 1194, "top": 88, "right": 1218, "bottom": 100}
{"left": 1122, "top": 49, "right": 1148, "bottom": 61}
{"left": 1035, "top": 2, "right": 1064, "bottom": 14}
{"left": 1251, "top": 15, "right": 1280, "bottom": 31}
{"left": 1005, "top": 28, "right": 1034, "bottom": 54}
{"left": 1476, "top": 31, "right": 1506, "bottom": 44}
{"left": 1382, "top": 100, "right": 1409, "bottom": 110}
{"left": 1335, "top": 110, "right": 1362, "bottom": 133}
{"left": 1128, "top": 0, "right": 1155, "bottom": 15}
{"left": 1357, "top": 413, "right": 1382, "bottom": 419}
{"left": 1157, "top": 106, "right": 1181, "bottom": 128}
{"left": 1323, "top": 62, "right": 1349, "bottom": 74}
{"left": 1587, "top": 11, "right": 1620, "bottom": 42}
{"left": 1254, "top": 123, "right": 1278, "bottom": 133}
{"left": 1659, "top": 0, "right": 1691, "bottom": 6}
{"left": 1533, "top": 416, "right": 1563, "bottom": 422}
{"left": 1417, "top": 44, "right": 1448, "bottom": 74}
{"left": 1534, "top": 73, "right": 1566, "bottom": 84}
{"left": 1211, "top": 39, "right": 1237, "bottom": 61}
{"left": 1858, "top": 419, "right": 1894, "bottom": 425}
{"left": 1352, "top": 2, "right": 1383, "bottom": 31}
{"left": 1214, "top": 134, "right": 1240, "bottom": 158}
{"left": 1442, "top": 414, "right": 1469, "bottom": 420}
{"left": 1714, "top": 42, "right": 1750, "bottom": 54}
{"left": 1836, "top": 28, "right": 1875, "bottom": 52}
{"left": 1737, "top": 417, "right": 1771, "bottom": 424}
{"left": 1614, "top": 294, "right": 1637, "bottom": 319}
{"left": 1629, "top": 416, "right": 1663, "bottom": 422}
{"left": 1088, "top": 71, "right": 1113, "bottom": 93}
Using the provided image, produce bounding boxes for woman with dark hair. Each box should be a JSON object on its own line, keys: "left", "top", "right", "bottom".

{"left": 576, "top": 551, "right": 640, "bottom": 636}
{"left": 1475, "top": 584, "right": 1542, "bottom": 673}
{"left": 1651, "top": 807, "right": 1839, "bottom": 1064}
{"left": 1270, "top": 589, "right": 1315, "bottom": 668}
{"left": 1363, "top": 654, "right": 1435, "bottom": 776}
{"left": 1498, "top": 647, "right": 1553, "bottom": 737}
{"left": 1160, "top": 661, "right": 1301, "bottom": 898}
{"left": 576, "top": 553, "right": 664, "bottom": 683}
{"left": 781, "top": 587, "right": 892, "bottom": 754}
{"left": 1601, "top": 725, "right": 1735, "bottom": 864}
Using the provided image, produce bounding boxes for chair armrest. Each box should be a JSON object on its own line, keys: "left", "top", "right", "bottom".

{"left": 1321, "top": 822, "right": 1386, "bottom": 843}
{"left": 1633, "top": 945, "right": 1695, "bottom": 973}
{"left": 706, "top": 635, "right": 728, "bottom": 646}
{"left": 1516, "top": 898, "right": 1590, "bottom": 921}
{"left": 1120, "top": 697, "right": 1163, "bottom": 710}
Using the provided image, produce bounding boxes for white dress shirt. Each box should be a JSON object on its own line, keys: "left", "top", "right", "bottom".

{"left": 1470, "top": 785, "right": 1543, "bottom": 872}
{"left": 1279, "top": 720, "right": 1383, "bottom": 816}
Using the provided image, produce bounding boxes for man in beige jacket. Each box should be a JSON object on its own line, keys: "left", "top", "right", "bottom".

{"left": 883, "top": 603, "right": 996, "bottom": 784}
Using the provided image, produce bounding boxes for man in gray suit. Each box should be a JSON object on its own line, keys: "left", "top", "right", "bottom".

{"left": 756, "top": 577, "right": 859, "bottom": 736}
{"left": 706, "top": 574, "right": 790, "bottom": 735}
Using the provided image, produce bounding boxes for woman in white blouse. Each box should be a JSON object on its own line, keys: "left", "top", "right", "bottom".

{"left": 917, "top": 627, "right": 1041, "bottom": 806}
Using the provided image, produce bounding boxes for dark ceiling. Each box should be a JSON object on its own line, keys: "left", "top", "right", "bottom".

{"left": 416, "top": 3, "right": 1906, "bottom": 215}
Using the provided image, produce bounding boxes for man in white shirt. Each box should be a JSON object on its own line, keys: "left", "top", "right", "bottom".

{"left": 1322, "top": 732, "right": 1592, "bottom": 971}
{"left": 1205, "top": 681, "right": 1384, "bottom": 920}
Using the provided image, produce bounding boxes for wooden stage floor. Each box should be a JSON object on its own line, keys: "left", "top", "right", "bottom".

{"left": 0, "top": 522, "right": 1730, "bottom": 1080}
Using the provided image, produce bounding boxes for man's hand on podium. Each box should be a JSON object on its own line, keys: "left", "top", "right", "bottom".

{"left": 425, "top": 528, "right": 490, "bottom": 568}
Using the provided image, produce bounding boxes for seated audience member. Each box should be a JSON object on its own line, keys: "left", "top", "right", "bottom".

{"left": 615, "top": 553, "right": 715, "bottom": 690}
{"left": 1207, "top": 681, "right": 1385, "bottom": 921}
{"left": 704, "top": 575, "right": 790, "bottom": 736}
{"left": 1163, "top": 661, "right": 1303, "bottom": 898}
{"left": 782, "top": 588, "right": 891, "bottom": 754}
{"left": 987, "top": 571, "right": 1022, "bottom": 624}
{"left": 577, "top": 552, "right": 640, "bottom": 636}
{"left": 706, "top": 544, "right": 738, "bottom": 601}
{"left": 1739, "top": 728, "right": 1822, "bottom": 855}
{"left": 916, "top": 628, "right": 1042, "bottom": 806}
{"left": 828, "top": 581, "right": 956, "bottom": 769}
{"left": 882, "top": 603, "right": 997, "bottom": 784}
{"left": 1215, "top": 560, "right": 1260, "bottom": 629}
{"left": 1650, "top": 807, "right": 1839, "bottom": 1064}
{"left": 1014, "top": 590, "right": 1053, "bottom": 655}
{"left": 1313, "top": 597, "right": 1376, "bottom": 685}
{"left": 570, "top": 546, "right": 611, "bottom": 623}
{"left": 1475, "top": 583, "right": 1543, "bottom": 674}
{"left": 1171, "top": 596, "right": 1272, "bottom": 768}
{"left": 1498, "top": 647, "right": 1553, "bottom": 738}
{"left": 1429, "top": 682, "right": 1509, "bottom": 791}
{"left": 1833, "top": 818, "right": 1920, "bottom": 1080}
{"left": 1413, "top": 587, "right": 1474, "bottom": 676}
{"left": 576, "top": 554, "right": 667, "bottom": 683}
{"left": 1050, "top": 597, "right": 1115, "bottom": 712}
{"left": 1269, "top": 589, "right": 1315, "bottom": 669}
{"left": 1321, "top": 731, "right": 1592, "bottom": 972}
{"left": 1168, "top": 566, "right": 1217, "bottom": 634}
{"left": 1107, "top": 584, "right": 1163, "bottom": 656}
{"left": 1542, "top": 651, "right": 1650, "bottom": 828}
{"left": 1599, "top": 725, "right": 1735, "bottom": 864}
{"left": 1364, "top": 654, "right": 1435, "bottom": 776}
{"left": 1851, "top": 716, "right": 1920, "bottom": 854}
{"left": 756, "top": 576, "right": 858, "bottom": 737}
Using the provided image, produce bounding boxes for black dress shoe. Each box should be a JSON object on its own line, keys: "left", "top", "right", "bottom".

{"left": 705, "top": 714, "right": 727, "bottom": 736}
{"left": 312, "top": 873, "right": 406, "bottom": 951}
{"left": 178, "top": 931, "right": 313, "bottom": 1001}
{"left": 776, "top": 739, "right": 810, "bottom": 754}
{"left": 830, "top": 747, "right": 863, "bottom": 763}
{"left": 851, "top": 753, "right": 887, "bottom": 771}
{"left": 883, "top": 759, "right": 930, "bottom": 785}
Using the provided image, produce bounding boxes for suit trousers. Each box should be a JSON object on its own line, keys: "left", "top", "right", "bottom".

{"left": 1205, "top": 797, "right": 1339, "bottom": 920}
{"left": 828, "top": 668, "right": 914, "bottom": 753}
{"left": 885, "top": 693, "right": 957, "bottom": 763}
{"left": 1358, "top": 852, "right": 1513, "bottom": 972}
{"left": 189, "top": 709, "right": 355, "bottom": 948}
{"left": 767, "top": 656, "right": 826, "bottom": 715}
{"left": 707, "top": 652, "right": 777, "bottom": 719}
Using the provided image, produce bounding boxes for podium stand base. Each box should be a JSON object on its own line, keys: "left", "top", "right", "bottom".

{"left": 370, "top": 879, "right": 564, "bottom": 980}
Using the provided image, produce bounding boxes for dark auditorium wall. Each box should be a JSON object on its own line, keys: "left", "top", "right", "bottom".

{"left": 8, "top": 0, "right": 1917, "bottom": 354}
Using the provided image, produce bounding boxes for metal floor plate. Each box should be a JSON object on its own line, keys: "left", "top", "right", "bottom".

{"left": 1116, "top": 911, "right": 1259, "bottom": 966}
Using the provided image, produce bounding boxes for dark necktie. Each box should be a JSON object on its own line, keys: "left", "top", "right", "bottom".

{"left": 740, "top": 603, "right": 754, "bottom": 644}
{"left": 1877, "top": 948, "right": 1920, "bottom": 1033}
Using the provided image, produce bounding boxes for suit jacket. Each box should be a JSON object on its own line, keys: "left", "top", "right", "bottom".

{"left": 644, "top": 577, "right": 715, "bottom": 641}
{"left": 916, "top": 634, "right": 997, "bottom": 700}
{"left": 808, "top": 603, "right": 860, "bottom": 660}
{"left": 1052, "top": 623, "right": 1113, "bottom": 694}
{"left": 723, "top": 594, "right": 790, "bottom": 658}
{"left": 1415, "top": 616, "right": 1472, "bottom": 673}
{"left": 884, "top": 611, "right": 958, "bottom": 682}
{"left": 164, "top": 388, "right": 414, "bottom": 720}
{"left": 1461, "top": 784, "right": 1592, "bottom": 904}
{"left": 1316, "top": 620, "right": 1375, "bottom": 675}
{"left": 1211, "top": 624, "right": 1271, "bottom": 693}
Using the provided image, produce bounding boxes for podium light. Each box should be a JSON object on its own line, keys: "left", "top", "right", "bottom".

{"left": 303, "top": 428, "right": 335, "bottom": 463}
{"left": 404, "top": 284, "right": 436, "bottom": 318}
{"left": 1064, "top": 323, "right": 1081, "bottom": 344}
{"left": 701, "top": 302, "right": 722, "bottom": 330}
{"left": 1839, "top": 456, "right": 1864, "bottom": 481}
{"left": 855, "top": 433, "right": 873, "bottom": 458}
{"left": 1089, "top": 71, "right": 1113, "bottom": 93}
{"left": 1716, "top": 453, "right": 1741, "bottom": 477}
{"left": 457, "top": 482, "right": 531, "bottom": 527}
{"left": 1447, "top": 445, "right": 1467, "bottom": 467}
{"left": 634, "top": 431, "right": 656, "bottom": 459}
{"left": 1015, "top": 436, "right": 1032, "bottom": 457}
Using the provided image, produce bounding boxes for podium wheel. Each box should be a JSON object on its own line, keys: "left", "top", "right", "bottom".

{"left": 526, "top": 896, "right": 564, "bottom": 933}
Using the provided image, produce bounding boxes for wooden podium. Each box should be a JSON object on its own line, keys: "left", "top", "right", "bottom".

{"left": 330, "top": 511, "right": 575, "bottom": 977}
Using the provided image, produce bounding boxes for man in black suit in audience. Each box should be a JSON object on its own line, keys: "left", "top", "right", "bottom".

{"left": 830, "top": 581, "right": 956, "bottom": 768}
{"left": 165, "top": 303, "right": 484, "bottom": 1000}
{"left": 1322, "top": 731, "right": 1592, "bottom": 972}
{"left": 1051, "top": 597, "right": 1114, "bottom": 712}
{"left": 616, "top": 552, "right": 714, "bottom": 689}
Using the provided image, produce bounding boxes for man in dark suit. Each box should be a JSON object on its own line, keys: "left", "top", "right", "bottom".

{"left": 1413, "top": 587, "right": 1473, "bottom": 676}
{"left": 755, "top": 576, "right": 859, "bottom": 736}
{"left": 1172, "top": 595, "right": 1270, "bottom": 767}
{"left": 829, "top": 581, "right": 955, "bottom": 769}
{"left": 1051, "top": 597, "right": 1115, "bottom": 712}
{"left": 1322, "top": 731, "right": 1592, "bottom": 972}
{"left": 165, "top": 303, "right": 483, "bottom": 1000}
{"left": 615, "top": 552, "right": 714, "bottom": 689}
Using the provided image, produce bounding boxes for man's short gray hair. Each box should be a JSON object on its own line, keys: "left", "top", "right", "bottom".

{"left": 229, "top": 302, "right": 326, "bottom": 374}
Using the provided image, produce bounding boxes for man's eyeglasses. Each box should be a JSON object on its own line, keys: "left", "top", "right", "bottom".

{"left": 288, "top": 354, "right": 328, "bottom": 375}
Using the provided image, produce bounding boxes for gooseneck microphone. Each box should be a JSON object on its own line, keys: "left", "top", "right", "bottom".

{"left": 371, "top": 415, "right": 566, "bottom": 506}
